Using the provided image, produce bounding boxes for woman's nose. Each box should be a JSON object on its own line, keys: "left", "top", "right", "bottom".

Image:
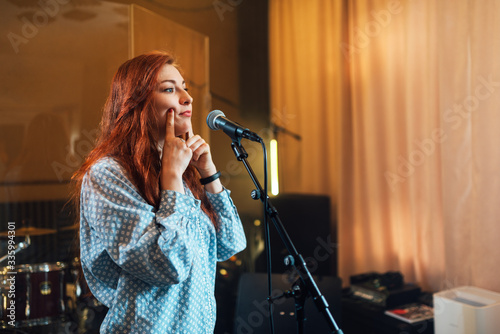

{"left": 181, "top": 90, "right": 193, "bottom": 105}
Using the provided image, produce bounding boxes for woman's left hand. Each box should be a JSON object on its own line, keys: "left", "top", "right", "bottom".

{"left": 184, "top": 129, "right": 223, "bottom": 193}
{"left": 184, "top": 129, "right": 214, "bottom": 174}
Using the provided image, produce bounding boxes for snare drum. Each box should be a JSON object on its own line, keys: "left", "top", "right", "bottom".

{"left": 1, "top": 262, "right": 66, "bottom": 328}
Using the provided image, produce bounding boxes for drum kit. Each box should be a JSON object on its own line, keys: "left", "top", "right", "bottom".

{"left": 0, "top": 225, "right": 107, "bottom": 333}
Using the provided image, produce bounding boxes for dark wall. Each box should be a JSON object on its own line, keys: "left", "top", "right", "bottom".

{"left": 238, "top": 0, "right": 270, "bottom": 122}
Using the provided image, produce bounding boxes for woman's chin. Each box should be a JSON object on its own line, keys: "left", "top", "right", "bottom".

{"left": 175, "top": 122, "right": 191, "bottom": 137}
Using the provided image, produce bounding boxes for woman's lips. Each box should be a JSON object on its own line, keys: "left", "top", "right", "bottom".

{"left": 180, "top": 110, "right": 192, "bottom": 117}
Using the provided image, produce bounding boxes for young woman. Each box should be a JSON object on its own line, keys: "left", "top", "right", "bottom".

{"left": 72, "top": 51, "right": 246, "bottom": 333}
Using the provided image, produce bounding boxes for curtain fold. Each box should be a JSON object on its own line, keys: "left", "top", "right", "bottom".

{"left": 270, "top": 0, "right": 500, "bottom": 292}
{"left": 269, "top": 0, "right": 345, "bottom": 199}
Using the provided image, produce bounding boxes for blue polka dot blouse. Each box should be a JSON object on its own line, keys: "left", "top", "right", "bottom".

{"left": 79, "top": 157, "right": 247, "bottom": 333}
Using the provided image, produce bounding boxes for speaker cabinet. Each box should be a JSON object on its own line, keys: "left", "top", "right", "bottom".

{"left": 255, "top": 193, "right": 337, "bottom": 277}
{"left": 233, "top": 272, "right": 342, "bottom": 334}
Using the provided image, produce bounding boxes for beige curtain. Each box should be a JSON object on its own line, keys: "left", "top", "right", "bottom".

{"left": 270, "top": 0, "right": 500, "bottom": 292}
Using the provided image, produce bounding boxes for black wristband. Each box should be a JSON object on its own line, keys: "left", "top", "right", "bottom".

{"left": 200, "top": 171, "right": 221, "bottom": 185}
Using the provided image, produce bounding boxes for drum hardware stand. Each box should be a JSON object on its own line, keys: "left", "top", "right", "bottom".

{"left": 229, "top": 137, "right": 343, "bottom": 334}
{"left": 0, "top": 235, "right": 31, "bottom": 264}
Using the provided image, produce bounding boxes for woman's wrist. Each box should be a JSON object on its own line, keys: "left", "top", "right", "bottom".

{"left": 203, "top": 178, "right": 223, "bottom": 194}
{"left": 160, "top": 170, "right": 185, "bottom": 193}
{"left": 198, "top": 165, "right": 223, "bottom": 193}
{"left": 197, "top": 164, "right": 218, "bottom": 179}
{"left": 200, "top": 171, "right": 221, "bottom": 185}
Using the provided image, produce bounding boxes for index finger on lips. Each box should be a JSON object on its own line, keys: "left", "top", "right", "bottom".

{"left": 165, "top": 109, "right": 175, "bottom": 139}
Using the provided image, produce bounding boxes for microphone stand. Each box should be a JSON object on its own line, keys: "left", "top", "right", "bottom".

{"left": 230, "top": 137, "right": 343, "bottom": 334}
{"left": 268, "top": 269, "right": 308, "bottom": 334}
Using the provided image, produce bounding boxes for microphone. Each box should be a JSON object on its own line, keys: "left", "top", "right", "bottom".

{"left": 206, "top": 110, "right": 262, "bottom": 142}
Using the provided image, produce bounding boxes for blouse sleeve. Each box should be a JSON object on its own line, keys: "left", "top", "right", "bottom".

{"left": 206, "top": 190, "right": 247, "bottom": 261}
{"left": 80, "top": 159, "right": 201, "bottom": 287}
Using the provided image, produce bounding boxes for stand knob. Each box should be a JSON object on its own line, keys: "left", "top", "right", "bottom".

{"left": 284, "top": 255, "right": 295, "bottom": 267}
{"left": 251, "top": 189, "right": 261, "bottom": 200}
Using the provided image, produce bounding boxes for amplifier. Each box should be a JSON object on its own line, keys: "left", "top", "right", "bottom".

{"left": 351, "top": 283, "right": 421, "bottom": 308}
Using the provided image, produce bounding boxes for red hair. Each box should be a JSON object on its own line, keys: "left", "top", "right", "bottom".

{"left": 72, "top": 51, "right": 216, "bottom": 226}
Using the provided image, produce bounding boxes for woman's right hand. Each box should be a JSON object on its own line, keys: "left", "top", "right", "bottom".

{"left": 160, "top": 109, "right": 193, "bottom": 193}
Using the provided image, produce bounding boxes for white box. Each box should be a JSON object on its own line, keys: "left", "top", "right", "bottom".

{"left": 433, "top": 286, "right": 500, "bottom": 334}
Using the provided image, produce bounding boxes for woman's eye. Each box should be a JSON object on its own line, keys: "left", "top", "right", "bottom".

{"left": 184, "top": 88, "right": 189, "bottom": 92}
{"left": 163, "top": 87, "right": 174, "bottom": 93}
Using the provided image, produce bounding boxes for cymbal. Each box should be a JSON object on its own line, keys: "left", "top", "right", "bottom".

{"left": 0, "top": 227, "right": 57, "bottom": 237}
{"left": 60, "top": 224, "right": 79, "bottom": 231}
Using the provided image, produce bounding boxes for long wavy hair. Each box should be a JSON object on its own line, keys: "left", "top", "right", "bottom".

{"left": 72, "top": 51, "right": 216, "bottom": 225}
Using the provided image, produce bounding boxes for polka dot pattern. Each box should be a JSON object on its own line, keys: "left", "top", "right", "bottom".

{"left": 79, "top": 157, "right": 247, "bottom": 333}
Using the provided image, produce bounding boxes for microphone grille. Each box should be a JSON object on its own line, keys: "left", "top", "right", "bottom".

{"left": 206, "top": 109, "right": 225, "bottom": 130}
